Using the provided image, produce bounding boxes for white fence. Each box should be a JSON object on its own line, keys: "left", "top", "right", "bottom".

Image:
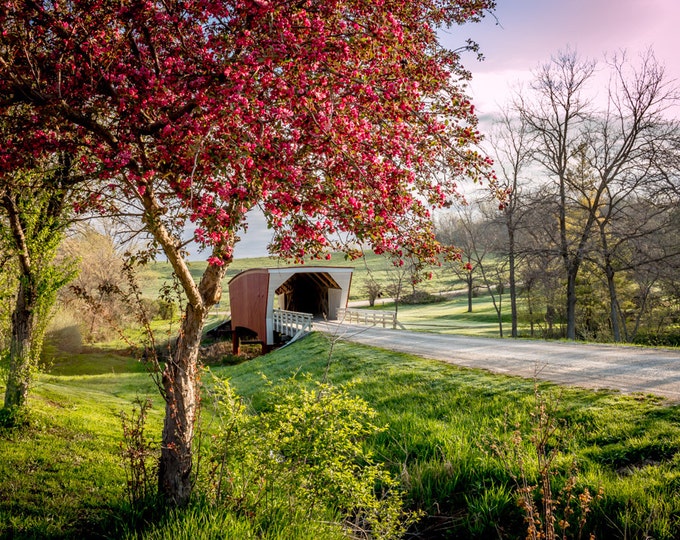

{"left": 337, "top": 308, "right": 397, "bottom": 329}
{"left": 273, "top": 309, "right": 314, "bottom": 342}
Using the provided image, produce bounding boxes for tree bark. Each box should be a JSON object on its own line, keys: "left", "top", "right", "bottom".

{"left": 508, "top": 227, "right": 518, "bottom": 338}
{"left": 565, "top": 265, "right": 578, "bottom": 340}
{"left": 156, "top": 252, "right": 225, "bottom": 506}
{"left": 138, "top": 188, "right": 229, "bottom": 506}
{"left": 604, "top": 263, "right": 622, "bottom": 342}
{"left": 157, "top": 302, "right": 204, "bottom": 506}
{"left": 4, "top": 277, "right": 37, "bottom": 410}
{"left": 466, "top": 267, "right": 473, "bottom": 313}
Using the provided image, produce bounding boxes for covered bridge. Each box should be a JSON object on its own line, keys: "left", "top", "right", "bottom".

{"left": 228, "top": 266, "right": 353, "bottom": 352}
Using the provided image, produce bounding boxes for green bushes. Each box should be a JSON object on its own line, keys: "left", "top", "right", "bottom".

{"left": 201, "top": 375, "right": 417, "bottom": 540}
{"left": 119, "top": 375, "right": 417, "bottom": 540}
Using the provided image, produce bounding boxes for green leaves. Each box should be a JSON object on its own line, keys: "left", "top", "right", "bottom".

{"left": 205, "top": 374, "right": 418, "bottom": 539}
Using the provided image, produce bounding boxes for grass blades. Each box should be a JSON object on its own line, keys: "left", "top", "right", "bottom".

{"left": 1, "top": 332, "right": 679, "bottom": 538}
{"left": 215, "top": 333, "right": 680, "bottom": 539}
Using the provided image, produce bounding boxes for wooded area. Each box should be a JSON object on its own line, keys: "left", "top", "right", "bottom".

{"left": 437, "top": 49, "right": 680, "bottom": 344}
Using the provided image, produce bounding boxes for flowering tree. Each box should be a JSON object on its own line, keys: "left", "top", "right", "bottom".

{"left": 0, "top": 0, "right": 494, "bottom": 505}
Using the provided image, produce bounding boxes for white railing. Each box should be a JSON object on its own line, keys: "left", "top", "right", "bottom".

{"left": 337, "top": 308, "right": 397, "bottom": 329}
{"left": 273, "top": 309, "right": 314, "bottom": 343}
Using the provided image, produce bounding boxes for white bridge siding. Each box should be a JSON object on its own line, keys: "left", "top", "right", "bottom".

{"left": 264, "top": 267, "right": 353, "bottom": 344}
{"left": 337, "top": 308, "right": 397, "bottom": 329}
{"left": 272, "top": 309, "right": 313, "bottom": 343}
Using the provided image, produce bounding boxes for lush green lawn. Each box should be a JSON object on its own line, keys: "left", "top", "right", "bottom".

{"left": 374, "top": 294, "right": 510, "bottom": 337}
{"left": 2, "top": 333, "right": 679, "bottom": 539}
{"left": 0, "top": 352, "right": 160, "bottom": 539}
{"left": 135, "top": 251, "right": 467, "bottom": 304}
{"left": 216, "top": 333, "right": 680, "bottom": 539}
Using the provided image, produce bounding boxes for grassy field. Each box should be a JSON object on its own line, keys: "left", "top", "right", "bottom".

{"left": 373, "top": 294, "right": 510, "bottom": 337}
{"left": 134, "top": 251, "right": 467, "bottom": 304}
{"left": 1, "top": 331, "right": 679, "bottom": 539}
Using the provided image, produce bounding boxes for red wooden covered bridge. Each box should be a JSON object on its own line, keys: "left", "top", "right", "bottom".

{"left": 228, "top": 266, "right": 353, "bottom": 352}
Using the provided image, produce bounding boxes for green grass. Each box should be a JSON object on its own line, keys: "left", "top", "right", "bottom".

{"left": 374, "top": 294, "right": 510, "bottom": 337}
{"left": 134, "top": 251, "right": 467, "bottom": 304}
{"left": 214, "top": 333, "right": 680, "bottom": 539}
{"left": 0, "top": 352, "right": 160, "bottom": 539}
{"left": 2, "top": 333, "right": 679, "bottom": 539}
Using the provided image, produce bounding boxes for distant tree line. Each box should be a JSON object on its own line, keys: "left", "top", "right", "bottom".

{"left": 438, "top": 49, "right": 680, "bottom": 344}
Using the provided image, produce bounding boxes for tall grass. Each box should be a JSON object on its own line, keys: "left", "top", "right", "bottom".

{"left": 1, "top": 332, "right": 679, "bottom": 538}
{"left": 215, "top": 333, "right": 680, "bottom": 539}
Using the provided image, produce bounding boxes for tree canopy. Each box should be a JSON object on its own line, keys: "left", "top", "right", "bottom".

{"left": 0, "top": 0, "right": 496, "bottom": 505}
{"left": 0, "top": 0, "right": 494, "bottom": 266}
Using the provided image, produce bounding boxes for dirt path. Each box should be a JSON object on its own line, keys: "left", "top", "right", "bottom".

{"left": 315, "top": 322, "right": 680, "bottom": 403}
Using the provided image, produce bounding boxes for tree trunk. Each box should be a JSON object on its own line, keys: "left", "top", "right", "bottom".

{"left": 496, "top": 294, "right": 504, "bottom": 338}
{"left": 158, "top": 302, "right": 204, "bottom": 506}
{"left": 157, "top": 261, "right": 225, "bottom": 506}
{"left": 605, "top": 264, "right": 622, "bottom": 342}
{"left": 565, "top": 267, "right": 578, "bottom": 340}
{"left": 4, "top": 278, "right": 37, "bottom": 410}
{"left": 466, "top": 270, "right": 473, "bottom": 313}
{"left": 508, "top": 228, "right": 518, "bottom": 338}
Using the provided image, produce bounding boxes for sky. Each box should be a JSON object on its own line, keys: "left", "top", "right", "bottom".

{"left": 233, "top": 0, "right": 680, "bottom": 259}
{"left": 448, "top": 0, "right": 680, "bottom": 118}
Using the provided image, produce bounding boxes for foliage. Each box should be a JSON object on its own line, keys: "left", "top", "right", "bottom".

{"left": 0, "top": 0, "right": 495, "bottom": 265}
{"left": 60, "top": 225, "right": 131, "bottom": 342}
{"left": 0, "top": 257, "right": 16, "bottom": 351}
{"left": 1, "top": 335, "right": 680, "bottom": 538}
{"left": 120, "top": 397, "right": 158, "bottom": 509}
{"left": 400, "top": 290, "right": 447, "bottom": 305}
{"left": 0, "top": 0, "right": 498, "bottom": 503}
{"left": 221, "top": 334, "right": 680, "bottom": 539}
{"left": 1, "top": 163, "right": 80, "bottom": 412}
{"left": 486, "top": 386, "right": 602, "bottom": 540}
{"left": 204, "top": 374, "right": 419, "bottom": 540}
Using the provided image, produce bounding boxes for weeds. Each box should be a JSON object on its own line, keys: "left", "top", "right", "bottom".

{"left": 0, "top": 404, "right": 29, "bottom": 429}
{"left": 120, "top": 397, "right": 158, "bottom": 508}
{"left": 203, "top": 373, "right": 420, "bottom": 540}
{"left": 487, "top": 384, "right": 602, "bottom": 540}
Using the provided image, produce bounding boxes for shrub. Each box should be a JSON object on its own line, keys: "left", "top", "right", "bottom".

{"left": 204, "top": 374, "right": 419, "bottom": 540}
{"left": 156, "top": 298, "right": 179, "bottom": 321}
{"left": 486, "top": 386, "right": 601, "bottom": 540}
{"left": 400, "top": 291, "right": 445, "bottom": 305}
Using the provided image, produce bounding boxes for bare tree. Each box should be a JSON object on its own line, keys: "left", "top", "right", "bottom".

{"left": 517, "top": 48, "right": 679, "bottom": 340}
{"left": 437, "top": 206, "right": 484, "bottom": 313}
{"left": 438, "top": 201, "right": 507, "bottom": 336}
{"left": 487, "top": 107, "right": 535, "bottom": 337}
{"left": 584, "top": 51, "right": 680, "bottom": 341}
{"left": 516, "top": 48, "right": 595, "bottom": 340}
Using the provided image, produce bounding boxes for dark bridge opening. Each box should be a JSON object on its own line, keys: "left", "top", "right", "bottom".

{"left": 275, "top": 272, "right": 340, "bottom": 318}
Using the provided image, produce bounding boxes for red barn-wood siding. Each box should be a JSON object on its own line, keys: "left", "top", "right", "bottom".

{"left": 228, "top": 268, "right": 269, "bottom": 343}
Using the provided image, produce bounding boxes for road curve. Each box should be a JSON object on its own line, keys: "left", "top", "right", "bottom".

{"left": 314, "top": 322, "right": 680, "bottom": 403}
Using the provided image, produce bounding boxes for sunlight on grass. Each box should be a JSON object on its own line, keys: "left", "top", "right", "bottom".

{"left": 2, "top": 332, "right": 679, "bottom": 538}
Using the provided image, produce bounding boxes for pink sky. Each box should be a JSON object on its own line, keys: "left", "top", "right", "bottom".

{"left": 445, "top": 0, "right": 680, "bottom": 115}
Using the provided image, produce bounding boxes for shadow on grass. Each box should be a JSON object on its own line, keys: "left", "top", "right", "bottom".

{"left": 41, "top": 325, "right": 155, "bottom": 377}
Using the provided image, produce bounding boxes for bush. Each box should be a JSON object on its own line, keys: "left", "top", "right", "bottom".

{"left": 632, "top": 331, "right": 680, "bottom": 347}
{"left": 400, "top": 290, "right": 445, "bottom": 305}
{"left": 0, "top": 405, "right": 30, "bottom": 429}
{"left": 203, "top": 374, "right": 419, "bottom": 540}
{"left": 156, "top": 298, "right": 179, "bottom": 321}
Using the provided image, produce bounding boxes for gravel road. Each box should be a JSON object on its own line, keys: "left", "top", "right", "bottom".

{"left": 315, "top": 322, "right": 680, "bottom": 403}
